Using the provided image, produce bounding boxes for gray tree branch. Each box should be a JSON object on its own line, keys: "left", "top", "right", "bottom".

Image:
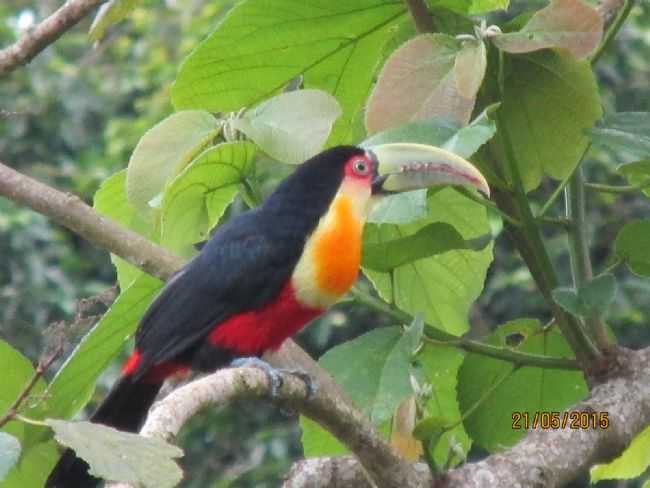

{"left": 0, "top": 160, "right": 420, "bottom": 488}
{"left": 283, "top": 347, "right": 650, "bottom": 488}
{"left": 0, "top": 0, "right": 107, "bottom": 76}
{"left": 106, "top": 367, "right": 427, "bottom": 488}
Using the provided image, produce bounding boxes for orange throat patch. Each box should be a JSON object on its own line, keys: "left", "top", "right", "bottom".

{"left": 291, "top": 181, "right": 370, "bottom": 309}
{"left": 313, "top": 195, "right": 362, "bottom": 296}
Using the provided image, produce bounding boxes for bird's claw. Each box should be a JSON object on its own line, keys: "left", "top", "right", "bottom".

{"left": 230, "top": 357, "right": 316, "bottom": 399}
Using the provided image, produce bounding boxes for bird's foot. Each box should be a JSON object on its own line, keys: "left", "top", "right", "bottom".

{"left": 230, "top": 357, "right": 317, "bottom": 399}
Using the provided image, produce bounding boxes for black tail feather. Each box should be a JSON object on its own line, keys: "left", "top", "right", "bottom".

{"left": 45, "top": 376, "right": 162, "bottom": 488}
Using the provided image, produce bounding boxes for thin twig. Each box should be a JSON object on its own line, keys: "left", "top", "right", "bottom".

{"left": 0, "top": 0, "right": 107, "bottom": 76}
{"left": 590, "top": 0, "right": 635, "bottom": 64}
{"left": 351, "top": 287, "right": 580, "bottom": 370}
{"left": 585, "top": 179, "right": 650, "bottom": 194}
{"left": 0, "top": 343, "right": 63, "bottom": 427}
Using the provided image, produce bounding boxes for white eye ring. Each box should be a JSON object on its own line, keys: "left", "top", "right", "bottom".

{"left": 353, "top": 158, "right": 370, "bottom": 175}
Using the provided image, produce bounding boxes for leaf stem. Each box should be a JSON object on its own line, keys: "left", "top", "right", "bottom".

{"left": 537, "top": 144, "right": 591, "bottom": 217}
{"left": 351, "top": 287, "right": 580, "bottom": 370}
{"left": 565, "top": 169, "right": 611, "bottom": 350}
{"left": 496, "top": 117, "right": 601, "bottom": 364}
{"left": 454, "top": 187, "right": 521, "bottom": 227}
{"left": 590, "top": 0, "right": 635, "bottom": 64}
{"left": 585, "top": 178, "right": 650, "bottom": 194}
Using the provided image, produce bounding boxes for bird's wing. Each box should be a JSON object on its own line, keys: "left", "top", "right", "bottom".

{"left": 134, "top": 215, "right": 299, "bottom": 374}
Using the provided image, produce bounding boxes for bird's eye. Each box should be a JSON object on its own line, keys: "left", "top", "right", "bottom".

{"left": 352, "top": 158, "right": 370, "bottom": 175}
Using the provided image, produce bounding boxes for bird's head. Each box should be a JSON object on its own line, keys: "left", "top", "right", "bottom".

{"left": 265, "top": 143, "right": 489, "bottom": 227}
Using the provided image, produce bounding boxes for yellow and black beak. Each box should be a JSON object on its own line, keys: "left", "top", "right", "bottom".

{"left": 368, "top": 143, "right": 490, "bottom": 197}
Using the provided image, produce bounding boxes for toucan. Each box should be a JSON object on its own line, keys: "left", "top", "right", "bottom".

{"left": 46, "top": 143, "right": 489, "bottom": 487}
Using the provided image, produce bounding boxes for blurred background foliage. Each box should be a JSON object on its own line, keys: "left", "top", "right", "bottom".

{"left": 0, "top": 0, "right": 648, "bottom": 486}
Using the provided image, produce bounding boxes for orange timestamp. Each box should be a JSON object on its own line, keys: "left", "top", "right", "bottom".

{"left": 512, "top": 411, "right": 609, "bottom": 430}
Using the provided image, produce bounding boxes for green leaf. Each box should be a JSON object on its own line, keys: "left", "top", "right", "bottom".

{"left": 94, "top": 171, "right": 157, "bottom": 288}
{"left": 1, "top": 440, "right": 58, "bottom": 488}
{"left": 492, "top": 0, "right": 603, "bottom": 59}
{"left": 0, "top": 432, "right": 20, "bottom": 482}
{"left": 230, "top": 90, "right": 341, "bottom": 164}
{"left": 415, "top": 344, "right": 469, "bottom": 467}
{"left": 364, "top": 188, "right": 493, "bottom": 335}
{"left": 0, "top": 340, "right": 49, "bottom": 449}
{"left": 491, "top": 50, "right": 601, "bottom": 191}
{"left": 0, "top": 340, "right": 47, "bottom": 421}
{"left": 366, "top": 34, "right": 475, "bottom": 133}
{"left": 172, "top": 0, "right": 406, "bottom": 144}
{"left": 89, "top": 0, "right": 143, "bottom": 41}
{"left": 426, "top": 0, "right": 509, "bottom": 15}
{"left": 457, "top": 319, "right": 587, "bottom": 452}
{"left": 615, "top": 220, "right": 650, "bottom": 277}
{"left": 363, "top": 222, "right": 467, "bottom": 271}
{"left": 580, "top": 274, "right": 617, "bottom": 317}
{"left": 618, "top": 160, "right": 650, "bottom": 197}
{"left": 161, "top": 142, "right": 256, "bottom": 253}
{"left": 553, "top": 275, "right": 617, "bottom": 318}
{"left": 588, "top": 113, "right": 650, "bottom": 160}
{"left": 365, "top": 108, "right": 498, "bottom": 225}
{"left": 126, "top": 110, "right": 221, "bottom": 213}
{"left": 47, "top": 419, "right": 183, "bottom": 488}
{"left": 301, "top": 326, "right": 415, "bottom": 457}
{"left": 45, "top": 274, "right": 163, "bottom": 419}
{"left": 591, "top": 425, "right": 650, "bottom": 482}
{"left": 369, "top": 190, "right": 430, "bottom": 225}
{"left": 363, "top": 105, "right": 498, "bottom": 159}
{"left": 552, "top": 287, "right": 583, "bottom": 317}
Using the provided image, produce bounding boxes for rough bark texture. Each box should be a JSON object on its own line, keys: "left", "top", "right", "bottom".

{"left": 0, "top": 0, "right": 107, "bottom": 75}
{"left": 282, "top": 347, "right": 650, "bottom": 488}
{"left": 106, "top": 367, "right": 427, "bottom": 488}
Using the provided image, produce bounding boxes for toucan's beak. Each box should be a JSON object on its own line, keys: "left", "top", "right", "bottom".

{"left": 368, "top": 143, "right": 490, "bottom": 197}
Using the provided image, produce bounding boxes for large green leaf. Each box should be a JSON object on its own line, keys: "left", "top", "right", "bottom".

{"left": 492, "top": 50, "right": 601, "bottom": 191}
{"left": 301, "top": 326, "right": 416, "bottom": 457}
{"left": 588, "top": 113, "right": 650, "bottom": 160}
{"left": 161, "top": 142, "right": 256, "bottom": 253}
{"left": 172, "top": 0, "right": 406, "bottom": 144}
{"left": 457, "top": 319, "right": 587, "bottom": 452}
{"left": 414, "top": 344, "right": 469, "bottom": 467}
{"left": 615, "top": 220, "right": 650, "bottom": 277}
{"left": 47, "top": 420, "right": 183, "bottom": 488}
{"left": 94, "top": 171, "right": 157, "bottom": 288}
{"left": 126, "top": 110, "right": 221, "bottom": 213}
{"left": 426, "top": 0, "right": 509, "bottom": 15}
{"left": 492, "top": 0, "right": 602, "bottom": 59}
{"left": 0, "top": 340, "right": 47, "bottom": 424}
{"left": 364, "top": 188, "right": 493, "bottom": 335}
{"left": 591, "top": 425, "right": 650, "bottom": 482}
{"left": 45, "top": 274, "right": 163, "bottom": 419}
{"left": 362, "top": 222, "right": 466, "bottom": 271}
{"left": 1, "top": 440, "right": 58, "bottom": 488}
{"left": 230, "top": 90, "right": 341, "bottom": 164}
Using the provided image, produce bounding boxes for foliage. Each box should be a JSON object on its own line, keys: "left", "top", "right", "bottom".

{"left": 1, "top": 0, "right": 650, "bottom": 487}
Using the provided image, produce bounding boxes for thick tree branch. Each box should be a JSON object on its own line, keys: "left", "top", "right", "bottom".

{"left": 0, "top": 161, "right": 182, "bottom": 280}
{"left": 0, "top": 160, "right": 419, "bottom": 488}
{"left": 0, "top": 0, "right": 107, "bottom": 76}
{"left": 106, "top": 366, "right": 427, "bottom": 488}
{"left": 283, "top": 347, "right": 650, "bottom": 488}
